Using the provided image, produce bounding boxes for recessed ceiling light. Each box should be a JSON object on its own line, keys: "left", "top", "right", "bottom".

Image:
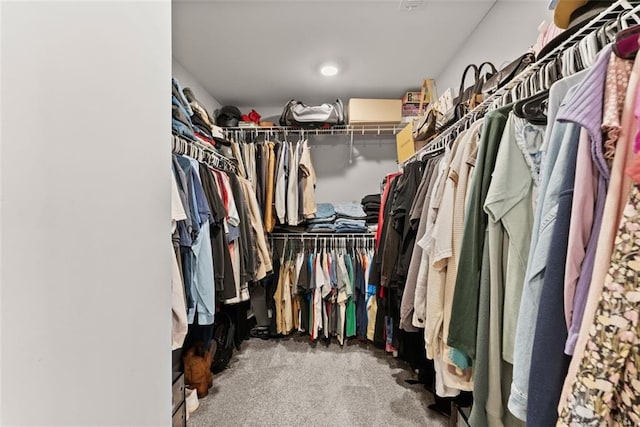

{"left": 320, "top": 64, "right": 339, "bottom": 77}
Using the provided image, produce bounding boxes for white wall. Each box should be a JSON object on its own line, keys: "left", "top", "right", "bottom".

{"left": 308, "top": 135, "right": 397, "bottom": 204}
{"left": 173, "top": 57, "right": 222, "bottom": 115}
{"left": 436, "top": 1, "right": 552, "bottom": 95}
{"left": 1, "top": 1, "right": 172, "bottom": 425}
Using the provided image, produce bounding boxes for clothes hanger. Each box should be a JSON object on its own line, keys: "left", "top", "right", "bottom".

{"left": 546, "top": 59, "right": 559, "bottom": 89}
{"left": 529, "top": 72, "right": 539, "bottom": 96}
{"left": 561, "top": 48, "right": 572, "bottom": 77}
{"left": 520, "top": 79, "right": 528, "bottom": 101}
{"left": 497, "top": 92, "right": 507, "bottom": 109}
{"left": 514, "top": 90, "right": 550, "bottom": 125}
{"left": 619, "top": 5, "right": 640, "bottom": 28}
{"left": 585, "top": 31, "right": 600, "bottom": 65}
{"left": 523, "top": 75, "right": 533, "bottom": 99}
{"left": 533, "top": 67, "right": 544, "bottom": 95}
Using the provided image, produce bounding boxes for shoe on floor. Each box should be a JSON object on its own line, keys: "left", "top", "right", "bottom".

{"left": 185, "top": 387, "right": 199, "bottom": 420}
{"left": 250, "top": 326, "right": 270, "bottom": 340}
{"left": 183, "top": 345, "right": 209, "bottom": 398}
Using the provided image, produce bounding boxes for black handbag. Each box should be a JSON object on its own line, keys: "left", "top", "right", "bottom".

{"left": 482, "top": 52, "right": 535, "bottom": 95}
{"left": 453, "top": 64, "right": 478, "bottom": 120}
{"left": 453, "top": 63, "right": 489, "bottom": 121}
{"left": 439, "top": 62, "right": 497, "bottom": 132}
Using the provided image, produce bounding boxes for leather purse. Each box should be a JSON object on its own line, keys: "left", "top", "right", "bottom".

{"left": 412, "top": 107, "right": 440, "bottom": 142}
{"left": 453, "top": 64, "right": 479, "bottom": 121}
{"left": 482, "top": 52, "right": 535, "bottom": 95}
{"left": 473, "top": 62, "right": 498, "bottom": 104}
{"left": 453, "top": 62, "right": 496, "bottom": 121}
{"left": 438, "top": 61, "right": 498, "bottom": 132}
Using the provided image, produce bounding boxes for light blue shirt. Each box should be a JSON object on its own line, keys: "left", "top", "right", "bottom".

{"left": 508, "top": 69, "right": 588, "bottom": 421}
{"left": 189, "top": 220, "right": 216, "bottom": 326}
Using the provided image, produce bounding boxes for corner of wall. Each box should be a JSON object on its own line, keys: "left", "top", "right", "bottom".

{"left": 172, "top": 57, "right": 222, "bottom": 114}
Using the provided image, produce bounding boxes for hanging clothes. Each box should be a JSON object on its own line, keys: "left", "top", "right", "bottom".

{"left": 266, "top": 236, "right": 375, "bottom": 343}
{"left": 368, "top": 37, "right": 640, "bottom": 427}
{"left": 171, "top": 173, "right": 189, "bottom": 350}
{"left": 557, "top": 43, "right": 640, "bottom": 420}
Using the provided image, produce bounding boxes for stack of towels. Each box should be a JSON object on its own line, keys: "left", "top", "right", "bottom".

{"left": 361, "top": 194, "right": 381, "bottom": 224}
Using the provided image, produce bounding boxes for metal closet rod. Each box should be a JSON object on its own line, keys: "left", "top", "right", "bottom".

{"left": 403, "top": 0, "right": 639, "bottom": 163}
{"left": 269, "top": 232, "right": 375, "bottom": 239}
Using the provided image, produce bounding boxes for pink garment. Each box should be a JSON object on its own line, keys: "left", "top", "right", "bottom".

{"left": 603, "top": 55, "right": 633, "bottom": 163}
{"left": 558, "top": 51, "right": 640, "bottom": 415}
{"left": 563, "top": 129, "right": 597, "bottom": 330}
{"left": 533, "top": 21, "right": 565, "bottom": 56}
{"left": 563, "top": 57, "right": 631, "bottom": 331}
{"left": 635, "top": 84, "right": 640, "bottom": 154}
{"left": 626, "top": 153, "right": 640, "bottom": 183}
{"left": 375, "top": 172, "right": 402, "bottom": 249}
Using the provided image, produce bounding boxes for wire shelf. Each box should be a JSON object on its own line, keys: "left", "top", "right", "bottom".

{"left": 223, "top": 124, "right": 405, "bottom": 137}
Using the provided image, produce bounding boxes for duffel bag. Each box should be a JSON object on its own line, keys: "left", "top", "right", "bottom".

{"left": 279, "top": 99, "right": 345, "bottom": 128}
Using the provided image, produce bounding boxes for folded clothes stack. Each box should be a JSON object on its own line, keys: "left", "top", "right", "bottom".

{"left": 306, "top": 203, "right": 337, "bottom": 230}
{"left": 361, "top": 194, "right": 381, "bottom": 224}
{"left": 335, "top": 218, "right": 368, "bottom": 233}
{"left": 172, "top": 78, "right": 196, "bottom": 141}
{"left": 184, "top": 87, "right": 217, "bottom": 144}
{"left": 307, "top": 223, "right": 336, "bottom": 232}
{"left": 334, "top": 202, "right": 366, "bottom": 218}
{"left": 335, "top": 218, "right": 366, "bottom": 227}
{"left": 172, "top": 77, "right": 231, "bottom": 151}
{"left": 302, "top": 201, "right": 372, "bottom": 233}
{"left": 333, "top": 202, "right": 368, "bottom": 233}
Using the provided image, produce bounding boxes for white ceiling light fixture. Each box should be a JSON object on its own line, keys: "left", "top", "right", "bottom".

{"left": 320, "top": 64, "right": 339, "bottom": 77}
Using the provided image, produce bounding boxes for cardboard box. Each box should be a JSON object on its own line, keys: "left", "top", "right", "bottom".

{"left": 402, "top": 104, "right": 425, "bottom": 117}
{"left": 403, "top": 79, "right": 437, "bottom": 105}
{"left": 414, "top": 139, "right": 429, "bottom": 152}
{"left": 402, "top": 91, "right": 426, "bottom": 105}
{"left": 401, "top": 116, "right": 418, "bottom": 124}
{"left": 348, "top": 99, "right": 402, "bottom": 124}
{"left": 396, "top": 122, "right": 415, "bottom": 163}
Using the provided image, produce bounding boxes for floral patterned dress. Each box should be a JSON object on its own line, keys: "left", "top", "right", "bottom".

{"left": 559, "top": 182, "right": 640, "bottom": 426}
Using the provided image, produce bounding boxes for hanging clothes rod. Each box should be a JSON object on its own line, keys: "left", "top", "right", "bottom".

{"left": 269, "top": 232, "right": 375, "bottom": 239}
{"left": 403, "top": 0, "right": 640, "bottom": 163}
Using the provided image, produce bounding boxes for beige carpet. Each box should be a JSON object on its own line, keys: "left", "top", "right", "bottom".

{"left": 188, "top": 336, "right": 448, "bottom": 427}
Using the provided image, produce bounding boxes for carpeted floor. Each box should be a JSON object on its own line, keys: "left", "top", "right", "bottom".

{"left": 188, "top": 336, "right": 448, "bottom": 427}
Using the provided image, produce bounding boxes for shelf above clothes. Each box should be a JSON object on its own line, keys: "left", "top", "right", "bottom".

{"left": 224, "top": 124, "right": 404, "bottom": 164}
{"left": 223, "top": 124, "right": 404, "bottom": 137}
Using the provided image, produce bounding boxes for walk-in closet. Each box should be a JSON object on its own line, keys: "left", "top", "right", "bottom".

{"left": 3, "top": 1, "right": 640, "bottom": 426}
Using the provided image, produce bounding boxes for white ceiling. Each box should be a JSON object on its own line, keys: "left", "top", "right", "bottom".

{"left": 172, "top": 0, "right": 500, "bottom": 107}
